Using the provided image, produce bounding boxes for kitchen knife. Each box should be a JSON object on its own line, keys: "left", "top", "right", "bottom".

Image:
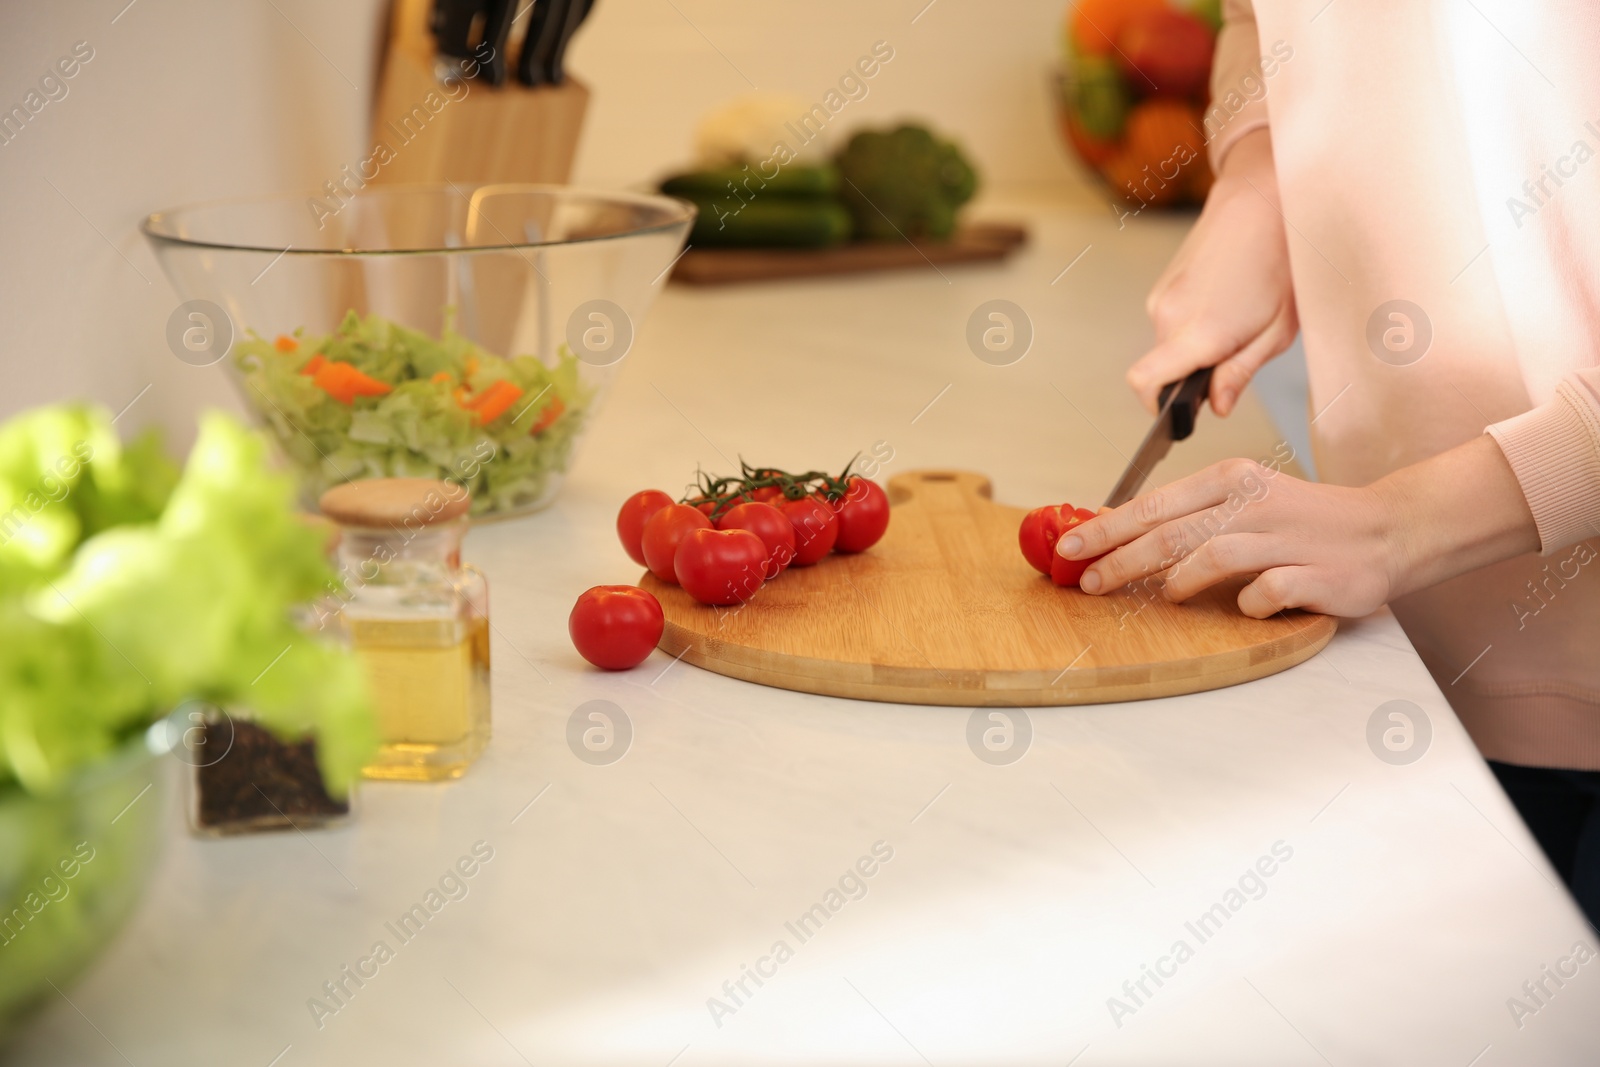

{"left": 1101, "top": 366, "right": 1213, "bottom": 509}
{"left": 543, "top": 0, "right": 594, "bottom": 85}
{"left": 516, "top": 0, "right": 593, "bottom": 86}
{"left": 432, "top": 0, "right": 517, "bottom": 86}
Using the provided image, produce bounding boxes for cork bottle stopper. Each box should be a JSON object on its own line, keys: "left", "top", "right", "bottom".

{"left": 318, "top": 478, "right": 471, "bottom": 528}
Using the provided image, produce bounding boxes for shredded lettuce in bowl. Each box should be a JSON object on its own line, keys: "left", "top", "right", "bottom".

{"left": 232, "top": 311, "right": 593, "bottom": 517}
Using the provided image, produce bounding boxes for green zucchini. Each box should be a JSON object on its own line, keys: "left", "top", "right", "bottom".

{"left": 684, "top": 197, "right": 853, "bottom": 248}
{"left": 662, "top": 165, "right": 840, "bottom": 200}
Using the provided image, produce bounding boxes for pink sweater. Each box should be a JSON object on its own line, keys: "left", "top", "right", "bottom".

{"left": 1212, "top": 1, "right": 1600, "bottom": 768}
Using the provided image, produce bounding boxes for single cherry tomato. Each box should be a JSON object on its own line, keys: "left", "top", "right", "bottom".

{"left": 830, "top": 477, "right": 890, "bottom": 553}
{"left": 717, "top": 501, "right": 797, "bottom": 578}
{"left": 748, "top": 485, "right": 784, "bottom": 504}
{"left": 674, "top": 527, "right": 768, "bottom": 605}
{"left": 693, "top": 500, "right": 718, "bottom": 517}
{"left": 778, "top": 494, "right": 839, "bottom": 566}
{"left": 568, "top": 585, "right": 664, "bottom": 670}
{"left": 641, "top": 504, "right": 712, "bottom": 583}
{"left": 1019, "top": 505, "right": 1072, "bottom": 574}
{"left": 616, "top": 489, "right": 674, "bottom": 567}
{"left": 1049, "top": 507, "right": 1104, "bottom": 588}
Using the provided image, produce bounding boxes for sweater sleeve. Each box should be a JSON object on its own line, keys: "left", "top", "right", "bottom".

{"left": 1206, "top": 0, "right": 1271, "bottom": 173}
{"left": 1488, "top": 366, "right": 1600, "bottom": 554}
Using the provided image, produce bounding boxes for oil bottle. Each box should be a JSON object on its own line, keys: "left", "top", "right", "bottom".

{"left": 319, "top": 478, "right": 490, "bottom": 781}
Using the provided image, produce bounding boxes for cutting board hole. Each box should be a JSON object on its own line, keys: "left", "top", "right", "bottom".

{"left": 920, "top": 473, "right": 956, "bottom": 482}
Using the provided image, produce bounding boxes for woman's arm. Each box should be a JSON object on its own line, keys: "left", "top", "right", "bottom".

{"left": 1057, "top": 435, "right": 1539, "bottom": 619}
{"left": 1489, "top": 368, "right": 1600, "bottom": 554}
{"left": 1126, "top": 0, "right": 1293, "bottom": 417}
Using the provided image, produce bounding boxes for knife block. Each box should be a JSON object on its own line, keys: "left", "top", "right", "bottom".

{"left": 369, "top": 0, "right": 588, "bottom": 186}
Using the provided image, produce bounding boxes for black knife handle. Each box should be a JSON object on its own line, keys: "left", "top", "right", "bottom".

{"left": 516, "top": 0, "right": 552, "bottom": 85}
{"left": 432, "top": 0, "right": 483, "bottom": 60}
{"left": 518, "top": 0, "right": 572, "bottom": 86}
{"left": 476, "top": 0, "right": 518, "bottom": 86}
{"left": 544, "top": 0, "right": 593, "bottom": 85}
{"left": 433, "top": 0, "right": 515, "bottom": 84}
{"left": 1159, "top": 366, "right": 1213, "bottom": 442}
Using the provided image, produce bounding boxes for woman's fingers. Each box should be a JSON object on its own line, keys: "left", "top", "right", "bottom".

{"left": 1061, "top": 458, "right": 1270, "bottom": 562}
{"left": 1160, "top": 533, "right": 1290, "bottom": 602}
{"left": 1208, "top": 307, "right": 1297, "bottom": 416}
{"left": 1078, "top": 517, "right": 1194, "bottom": 594}
{"left": 1237, "top": 566, "right": 1317, "bottom": 618}
{"left": 1125, "top": 324, "right": 1230, "bottom": 414}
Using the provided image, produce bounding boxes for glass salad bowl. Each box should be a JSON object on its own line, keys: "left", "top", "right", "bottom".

{"left": 0, "top": 736, "right": 167, "bottom": 1044}
{"left": 143, "top": 185, "right": 693, "bottom": 519}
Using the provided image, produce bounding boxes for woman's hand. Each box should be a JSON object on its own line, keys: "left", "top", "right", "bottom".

{"left": 1057, "top": 438, "right": 1541, "bottom": 619}
{"left": 1128, "top": 128, "right": 1298, "bottom": 417}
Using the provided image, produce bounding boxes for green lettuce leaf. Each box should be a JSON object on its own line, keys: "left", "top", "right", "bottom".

{"left": 0, "top": 409, "right": 375, "bottom": 798}
{"left": 232, "top": 311, "right": 592, "bottom": 515}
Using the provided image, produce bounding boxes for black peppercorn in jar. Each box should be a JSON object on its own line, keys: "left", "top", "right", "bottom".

{"left": 176, "top": 703, "right": 353, "bottom": 836}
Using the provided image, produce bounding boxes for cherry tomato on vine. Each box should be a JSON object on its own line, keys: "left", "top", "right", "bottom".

{"left": 568, "top": 585, "right": 664, "bottom": 670}
{"left": 674, "top": 528, "right": 768, "bottom": 605}
{"left": 830, "top": 477, "right": 890, "bottom": 553}
{"left": 641, "top": 504, "right": 712, "bottom": 583}
{"left": 617, "top": 489, "right": 674, "bottom": 566}
{"left": 716, "top": 501, "right": 796, "bottom": 578}
{"left": 748, "top": 485, "right": 784, "bottom": 504}
{"left": 779, "top": 495, "right": 839, "bottom": 565}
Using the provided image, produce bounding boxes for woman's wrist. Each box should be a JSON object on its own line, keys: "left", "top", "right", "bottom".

{"left": 1215, "top": 127, "right": 1277, "bottom": 198}
{"left": 1372, "top": 434, "right": 1540, "bottom": 598}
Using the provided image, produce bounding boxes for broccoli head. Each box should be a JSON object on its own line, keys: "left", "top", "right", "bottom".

{"left": 834, "top": 124, "right": 979, "bottom": 241}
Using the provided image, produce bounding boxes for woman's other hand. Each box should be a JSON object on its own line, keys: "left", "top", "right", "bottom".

{"left": 1128, "top": 128, "right": 1297, "bottom": 417}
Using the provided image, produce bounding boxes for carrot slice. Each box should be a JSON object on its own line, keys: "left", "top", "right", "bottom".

{"left": 431, "top": 371, "right": 452, "bottom": 385}
{"left": 471, "top": 380, "right": 523, "bottom": 424}
{"left": 529, "top": 395, "right": 565, "bottom": 434}
{"left": 275, "top": 335, "right": 299, "bottom": 353}
{"left": 312, "top": 362, "right": 392, "bottom": 404}
{"left": 299, "top": 353, "right": 327, "bottom": 376}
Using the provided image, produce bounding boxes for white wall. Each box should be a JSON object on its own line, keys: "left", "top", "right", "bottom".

{"left": 0, "top": 1, "right": 1080, "bottom": 446}
{"left": 565, "top": 0, "right": 1076, "bottom": 186}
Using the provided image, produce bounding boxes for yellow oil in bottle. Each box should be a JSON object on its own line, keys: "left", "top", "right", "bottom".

{"left": 353, "top": 614, "right": 490, "bottom": 781}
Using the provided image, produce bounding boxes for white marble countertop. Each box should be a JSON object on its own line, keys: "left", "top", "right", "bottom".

{"left": 11, "top": 190, "right": 1597, "bottom": 1066}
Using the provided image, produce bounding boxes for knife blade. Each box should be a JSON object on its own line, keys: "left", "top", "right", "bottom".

{"left": 1101, "top": 366, "right": 1213, "bottom": 510}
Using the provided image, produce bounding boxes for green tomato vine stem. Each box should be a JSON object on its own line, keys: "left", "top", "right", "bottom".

{"left": 679, "top": 456, "right": 864, "bottom": 521}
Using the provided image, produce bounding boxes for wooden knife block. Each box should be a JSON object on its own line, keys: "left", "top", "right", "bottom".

{"left": 369, "top": 0, "right": 588, "bottom": 186}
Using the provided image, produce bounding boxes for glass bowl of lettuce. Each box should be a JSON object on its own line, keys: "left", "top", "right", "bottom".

{"left": 0, "top": 404, "right": 376, "bottom": 1044}
{"left": 142, "top": 185, "right": 694, "bottom": 519}
{"left": 0, "top": 736, "right": 165, "bottom": 1043}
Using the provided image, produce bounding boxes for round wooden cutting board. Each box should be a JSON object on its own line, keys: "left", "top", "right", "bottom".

{"left": 639, "top": 470, "right": 1336, "bottom": 706}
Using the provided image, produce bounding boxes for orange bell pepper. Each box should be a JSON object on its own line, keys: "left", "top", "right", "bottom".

{"left": 467, "top": 379, "right": 523, "bottom": 425}
{"left": 312, "top": 361, "right": 393, "bottom": 404}
{"left": 275, "top": 334, "right": 299, "bottom": 353}
{"left": 299, "top": 353, "right": 327, "bottom": 376}
{"left": 529, "top": 395, "right": 565, "bottom": 435}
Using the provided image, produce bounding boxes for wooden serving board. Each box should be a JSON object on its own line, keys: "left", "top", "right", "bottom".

{"left": 669, "top": 223, "right": 1027, "bottom": 286}
{"left": 639, "top": 470, "right": 1336, "bottom": 706}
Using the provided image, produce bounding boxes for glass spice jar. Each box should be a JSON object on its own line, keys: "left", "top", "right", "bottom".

{"left": 319, "top": 478, "right": 491, "bottom": 782}
{"left": 174, "top": 702, "right": 353, "bottom": 836}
